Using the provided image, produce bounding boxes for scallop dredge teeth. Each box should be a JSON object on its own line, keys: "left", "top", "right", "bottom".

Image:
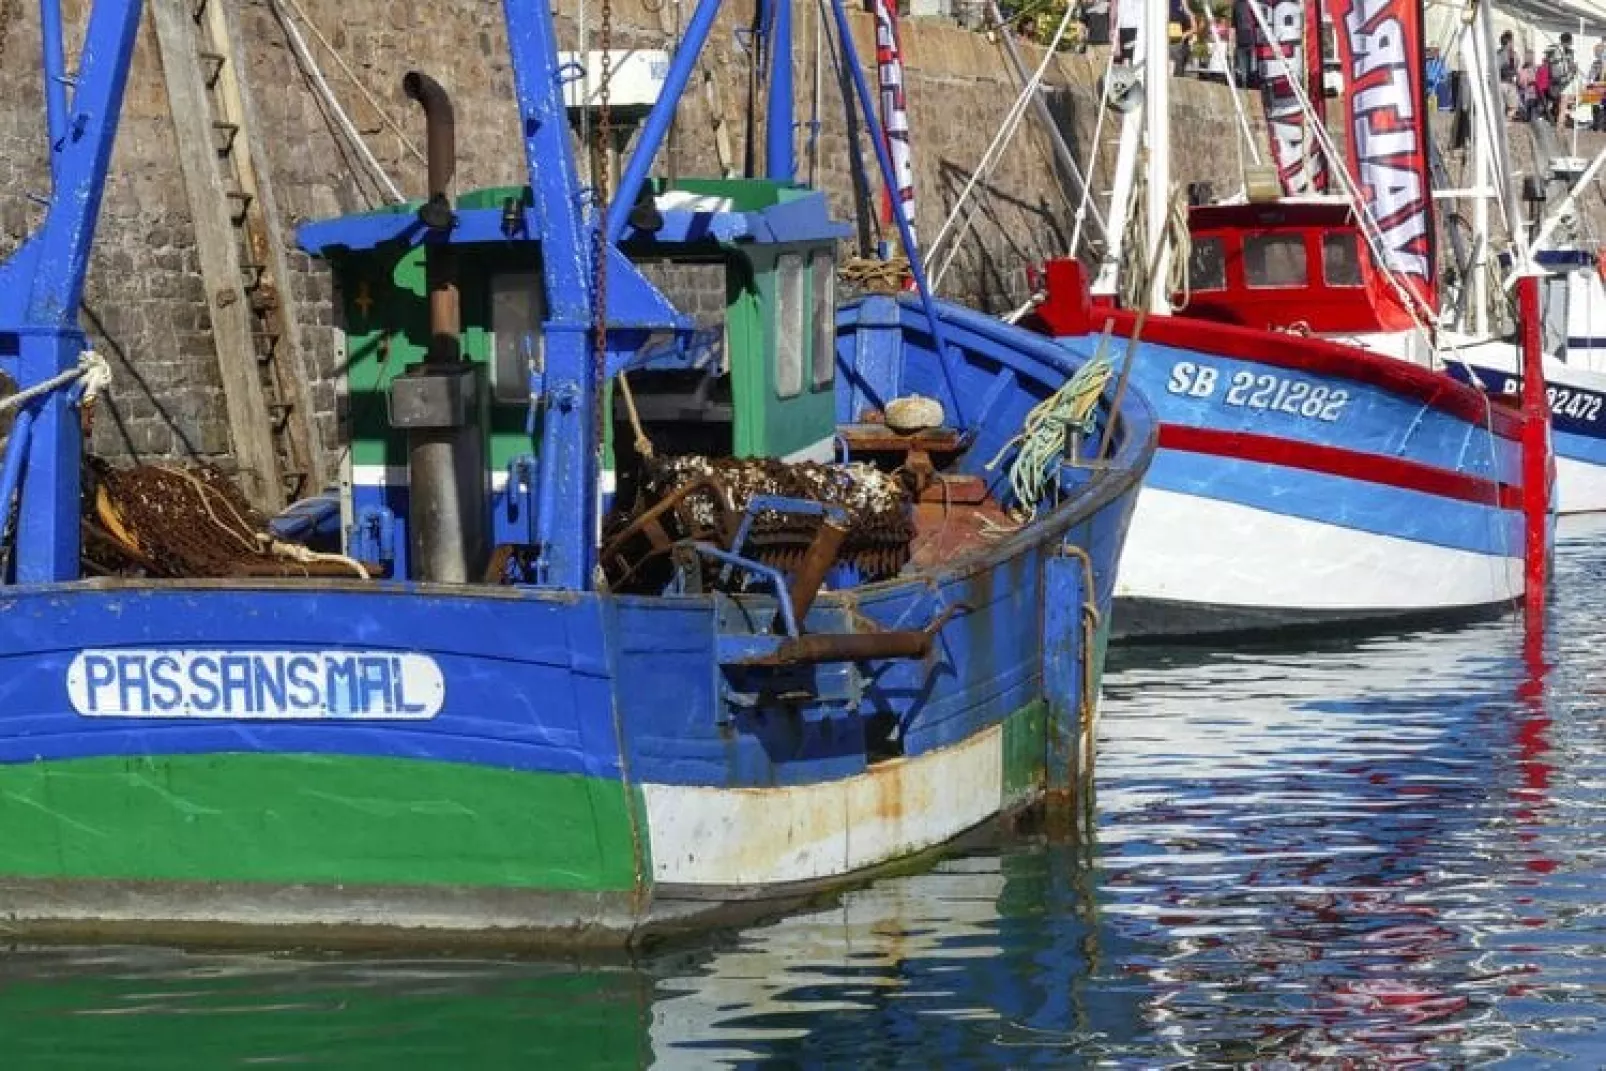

{"left": 637, "top": 455, "right": 916, "bottom": 585}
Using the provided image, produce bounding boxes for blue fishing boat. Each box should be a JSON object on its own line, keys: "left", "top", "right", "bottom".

{"left": 0, "top": 0, "right": 1152, "bottom": 948}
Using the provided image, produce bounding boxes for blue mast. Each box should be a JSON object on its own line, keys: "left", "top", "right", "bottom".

{"left": 504, "top": 0, "right": 607, "bottom": 591}
{"left": 0, "top": 0, "right": 145, "bottom": 583}
{"left": 40, "top": 0, "right": 71, "bottom": 182}
{"left": 825, "top": 0, "right": 967, "bottom": 429}
{"left": 766, "top": 0, "right": 795, "bottom": 182}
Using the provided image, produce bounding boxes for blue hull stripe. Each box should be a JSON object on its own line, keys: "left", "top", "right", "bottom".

{"left": 1553, "top": 426, "right": 1606, "bottom": 468}
{"left": 1147, "top": 447, "right": 1523, "bottom": 558}
{"left": 1054, "top": 341, "right": 1522, "bottom": 488}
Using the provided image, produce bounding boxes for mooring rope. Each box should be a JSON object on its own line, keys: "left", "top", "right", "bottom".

{"left": 985, "top": 346, "right": 1114, "bottom": 520}
{"left": 0, "top": 350, "right": 111, "bottom": 416}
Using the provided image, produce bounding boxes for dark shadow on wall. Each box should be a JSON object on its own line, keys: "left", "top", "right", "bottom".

{"left": 1042, "top": 84, "right": 1110, "bottom": 264}
{"left": 80, "top": 300, "right": 202, "bottom": 461}
{"left": 930, "top": 158, "right": 1071, "bottom": 314}
{"left": 821, "top": 11, "right": 879, "bottom": 257}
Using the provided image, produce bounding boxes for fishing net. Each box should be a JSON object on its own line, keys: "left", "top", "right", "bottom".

{"left": 82, "top": 459, "right": 366, "bottom": 579}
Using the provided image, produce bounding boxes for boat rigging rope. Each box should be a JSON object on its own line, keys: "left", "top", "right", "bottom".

{"left": 984, "top": 347, "right": 1114, "bottom": 521}
{"left": 1118, "top": 167, "right": 1190, "bottom": 312}
{"left": 926, "top": 0, "right": 1079, "bottom": 291}
{"left": 1194, "top": 0, "right": 1259, "bottom": 172}
{"left": 268, "top": 0, "right": 405, "bottom": 204}
{"left": 1069, "top": 43, "right": 1119, "bottom": 259}
{"left": 0, "top": 350, "right": 111, "bottom": 416}
{"left": 273, "top": 0, "right": 425, "bottom": 167}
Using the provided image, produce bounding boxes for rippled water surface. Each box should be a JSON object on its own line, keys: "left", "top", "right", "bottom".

{"left": 10, "top": 522, "right": 1606, "bottom": 1067}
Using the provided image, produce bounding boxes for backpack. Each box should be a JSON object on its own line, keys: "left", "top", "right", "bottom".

{"left": 1549, "top": 50, "right": 1576, "bottom": 90}
{"left": 1536, "top": 62, "right": 1551, "bottom": 95}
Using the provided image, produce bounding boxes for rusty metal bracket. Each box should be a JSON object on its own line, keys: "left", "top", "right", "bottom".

{"left": 734, "top": 600, "right": 967, "bottom": 668}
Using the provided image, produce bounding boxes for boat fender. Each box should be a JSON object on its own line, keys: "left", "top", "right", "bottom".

{"left": 1596, "top": 248, "right": 1606, "bottom": 285}
{"left": 884, "top": 394, "right": 945, "bottom": 434}
{"left": 1102, "top": 66, "right": 1143, "bottom": 114}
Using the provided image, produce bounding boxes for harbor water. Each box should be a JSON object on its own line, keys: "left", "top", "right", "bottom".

{"left": 7, "top": 521, "right": 1606, "bottom": 1067}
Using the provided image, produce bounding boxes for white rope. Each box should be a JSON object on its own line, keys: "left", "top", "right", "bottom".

{"left": 268, "top": 0, "right": 406, "bottom": 204}
{"left": 1070, "top": 45, "right": 1120, "bottom": 258}
{"left": 0, "top": 350, "right": 110, "bottom": 415}
{"left": 1117, "top": 166, "right": 1190, "bottom": 311}
{"left": 1197, "top": 0, "right": 1260, "bottom": 168}
{"left": 274, "top": 0, "right": 426, "bottom": 167}
{"left": 266, "top": 538, "right": 371, "bottom": 580}
{"left": 1003, "top": 292, "right": 1043, "bottom": 324}
{"left": 926, "top": 0, "right": 1078, "bottom": 284}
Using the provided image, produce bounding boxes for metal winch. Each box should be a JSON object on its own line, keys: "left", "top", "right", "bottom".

{"left": 601, "top": 455, "right": 915, "bottom": 594}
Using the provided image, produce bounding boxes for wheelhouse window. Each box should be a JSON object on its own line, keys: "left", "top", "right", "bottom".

{"left": 810, "top": 251, "right": 836, "bottom": 390}
{"left": 776, "top": 253, "right": 805, "bottom": 399}
{"left": 1243, "top": 234, "right": 1309, "bottom": 289}
{"left": 489, "top": 271, "right": 546, "bottom": 405}
{"left": 1188, "top": 237, "right": 1227, "bottom": 291}
{"left": 1322, "top": 232, "right": 1363, "bottom": 287}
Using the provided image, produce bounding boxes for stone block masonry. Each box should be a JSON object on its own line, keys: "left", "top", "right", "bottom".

{"left": 6, "top": 1, "right": 1591, "bottom": 480}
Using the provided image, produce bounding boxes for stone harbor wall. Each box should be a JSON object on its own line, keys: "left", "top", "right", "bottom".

{"left": 1, "top": 1, "right": 1599, "bottom": 487}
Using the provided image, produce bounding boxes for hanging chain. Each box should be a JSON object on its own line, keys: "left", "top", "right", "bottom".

{"left": 591, "top": 0, "right": 614, "bottom": 476}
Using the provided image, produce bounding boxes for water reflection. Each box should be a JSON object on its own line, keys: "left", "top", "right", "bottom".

{"left": 7, "top": 525, "right": 1606, "bottom": 1067}
{"left": 641, "top": 521, "right": 1606, "bottom": 1067}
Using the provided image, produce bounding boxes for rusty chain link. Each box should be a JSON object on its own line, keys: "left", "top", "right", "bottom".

{"left": 591, "top": 0, "right": 614, "bottom": 481}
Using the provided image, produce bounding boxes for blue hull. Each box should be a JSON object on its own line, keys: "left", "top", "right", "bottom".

{"left": 0, "top": 296, "right": 1155, "bottom": 947}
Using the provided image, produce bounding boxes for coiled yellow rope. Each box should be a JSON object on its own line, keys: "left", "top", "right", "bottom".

{"left": 985, "top": 345, "right": 1115, "bottom": 520}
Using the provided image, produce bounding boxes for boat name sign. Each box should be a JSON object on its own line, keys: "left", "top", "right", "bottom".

{"left": 66, "top": 649, "right": 446, "bottom": 720}
{"left": 1166, "top": 361, "right": 1350, "bottom": 422}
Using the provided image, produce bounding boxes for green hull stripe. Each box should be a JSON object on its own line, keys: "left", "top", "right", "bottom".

{"left": 1001, "top": 699, "right": 1048, "bottom": 802}
{"left": 0, "top": 754, "right": 640, "bottom": 891}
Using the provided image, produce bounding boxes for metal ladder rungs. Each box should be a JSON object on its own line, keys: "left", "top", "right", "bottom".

{"left": 251, "top": 330, "right": 281, "bottom": 354}
{"left": 211, "top": 119, "right": 240, "bottom": 154}
{"left": 197, "top": 50, "right": 225, "bottom": 87}
{"left": 224, "top": 188, "right": 253, "bottom": 222}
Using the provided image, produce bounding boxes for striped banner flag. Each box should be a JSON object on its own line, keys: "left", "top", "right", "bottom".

{"left": 1325, "top": 0, "right": 1437, "bottom": 323}
{"left": 873, "top": 0, "right": 917, "bottom": 251}
{"left": 1254, "top": 0, "right": 1329, "bottom": 195}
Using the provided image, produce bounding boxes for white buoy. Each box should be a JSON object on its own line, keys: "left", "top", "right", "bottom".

{"left": 884, "top": 394, "right": 945, "bottom": 434}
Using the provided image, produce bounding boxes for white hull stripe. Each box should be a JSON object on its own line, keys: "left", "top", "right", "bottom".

{"left": 348, "top": 464, "right": 617, "bottom": 495}
{"left": 1116, "top": 488, "right": 1522, "bottom": 611}
{"left": 642, "top": 725, "right": 1004, "bottom": 886}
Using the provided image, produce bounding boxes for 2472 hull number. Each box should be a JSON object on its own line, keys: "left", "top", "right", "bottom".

{"left": 1486, "top": 373, "right": 1604, "bottom": 424}
{"left": 1166, "top": 361, "right": 1350, "bottom": 422}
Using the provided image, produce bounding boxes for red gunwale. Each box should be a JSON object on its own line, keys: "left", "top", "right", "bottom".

{"left": 1100, "top": 309, "right": 1526, "bottom": 441}
{"left": 1160, "top": 425, "right": 1524, "bottom": 511}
